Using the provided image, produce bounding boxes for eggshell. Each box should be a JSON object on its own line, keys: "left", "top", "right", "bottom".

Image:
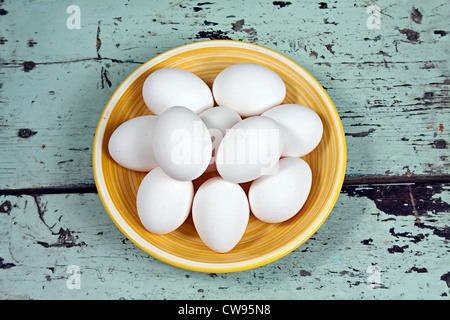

{"left": 212, "top": 63, "right": 286, "bottom": 117}
{"left": 192, "top": 177, "right": 249, "bottom": 253}
{"left": 108, "top": 115, "right": 159, "bottom": 172}
{"left": 248, "top": 157, "right": 312, "bottom": 223}
{"left": 262, "top": 104, "right": 323, "bottom": 157}
{"left": 142, "top": 67, "right": 214, "bottom": 115}
{"left": 215, "top": 116, "right": 284, "bottom": 183}
{"left": 152, "top": 106, "right": 212, "bottom": 181}
{"left": 199, "top": 106, "right": 242, "bottom": 136}
{"left": 136, "top": 167, "right": 194, "bottom": 234}
{"left": 199, "top": 106, "right": 242, "bottom": 172}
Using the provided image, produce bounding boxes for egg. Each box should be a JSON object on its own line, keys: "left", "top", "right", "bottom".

{"left": 199, "top": 106, "right": 242, "bottom": 172}
{"left": 142, "top": 67, "right": 214, "bottom": 115}
{"left": 212, "top": 63, "right": 286, "bottom": 117}
{"left": 262, "top": 104, "right": 323, "bottom": 157}
{"left": 248, "top": 157, "right": 312, "bottom": 223}
{"left": 108, "top": 115, "right": 159, "bottom": 172}
{"left": 215, "top": 116, "right": 284, "bottom": 183}
{"left": 192, "top": 177, "right": 249, "bottom": 253}
{"left": 136, "top": 167, "right": 194, "bottom": 234}
{"left": 152, "top": 106, "right": 212, "bottom": 181}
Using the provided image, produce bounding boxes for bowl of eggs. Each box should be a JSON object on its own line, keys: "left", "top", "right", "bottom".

{"left": 93, "top": 40, "right": 346, "bottom": 273}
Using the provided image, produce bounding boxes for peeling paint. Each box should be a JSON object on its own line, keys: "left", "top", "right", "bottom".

{"left": 345, "top": 128, "right": 375, "bottom": 137}
{"left": 23, "top": 61, "right": 35, "bottom": 72}
{"left": 195, "top": 30, "right": 231, "bottom": 40}
{"left": 0, "top": 257, "right": 15, "bottom": 269}
{"left": 410, "top": 7, "right": 423, "bottom": 24}
{"left": 273, "top": 1, "right": 292, "bottom": 8}
{"left": 18, "top": 128, "right": 37, "bottom": 138}
{"left": 96, "top": 20, "right": 102, "bottom": 58}
{"left": 36, "top": 227, "right": 86, "bottom": 248}
{"left": 399, "top": 28, "right": 420, "bottom": 42}
{"left": 0, "top": 200, "right": 12, "bottom": 214}
{"left": 342, "top": 184, "right": 450, "bottom": 240}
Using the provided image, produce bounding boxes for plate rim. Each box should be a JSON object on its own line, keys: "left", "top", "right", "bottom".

{"left": 92, "top": 39, "right": 347, "bottom": 273}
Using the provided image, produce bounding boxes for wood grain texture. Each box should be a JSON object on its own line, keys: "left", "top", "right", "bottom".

{"left": 0, "top": 0, "right": 449, "bottom": 189}
{"left": 0, "top": 0, "right": 449, "bottom": 300}
{"left": 0, "top": 185, "right": 448, "bottom": 299}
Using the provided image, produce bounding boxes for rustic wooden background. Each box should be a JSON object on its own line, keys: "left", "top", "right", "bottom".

{"left": 0, "top": 0, "right": 448, "bottom": 299}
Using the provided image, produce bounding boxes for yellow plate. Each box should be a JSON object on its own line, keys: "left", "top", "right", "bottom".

{"left": 92, "top": 40, "right": 347, "bottom": 273}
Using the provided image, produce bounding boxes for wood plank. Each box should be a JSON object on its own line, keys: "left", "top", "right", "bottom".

{"left": 0, "top": 0, "right": 448, "bottom": 190}
{"left": 0, "top": 183, "right": 448, "bottom": 299}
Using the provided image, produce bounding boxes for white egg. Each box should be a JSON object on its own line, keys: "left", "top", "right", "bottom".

{"left": 212, "top": 63, "right": 286, "bottom": 117}
{"left": 262, "top": 104, "right": 323, "bottom": 157}
{"left": 142, "top": 67, "right": 214, "bottom": 115}
{"left": 152, "top": 106, "right": 212, "bottom": 181}
{"left": 199, "top": 106, "right": 242, "bottom": 172}
{"left": 200, "top": 106, "right": 242, "bottom": 136}
{"left": 108, "top": 115, "right": 159, "bottom": 172}
{"left": 248, "top": 157, "right": 312, "bottom": 223}
{"left": 136, "top": 167, "right": 194, "bottom": 234}
{"left": 192, "top": 177, "right": 249, "bottom": 253}
{"left": 215, "top": 116, "right": 284, "bottom": 183}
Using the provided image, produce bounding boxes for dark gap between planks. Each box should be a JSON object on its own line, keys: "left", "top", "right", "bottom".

{"left": 0, "top": 175, "right": 450, "bottom": 196}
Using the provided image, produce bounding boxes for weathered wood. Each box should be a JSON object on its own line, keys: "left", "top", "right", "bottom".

{"left": 0, "top": 0, "right": 449, "bottom": 189}
{"left": 0, "top": 0, "right": 449, "bottom": 300}
{"left": 0, "top": 184, "right": 448, "bottom": 299}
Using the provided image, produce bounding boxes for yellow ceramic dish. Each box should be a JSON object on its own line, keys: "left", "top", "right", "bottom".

{"left": 92, "top": 40, "right": 347, "bottom": 273}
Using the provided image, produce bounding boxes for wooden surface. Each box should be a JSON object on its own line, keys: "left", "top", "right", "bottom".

{"left": 0, "top": 0, "right": 449, "bottom": 300}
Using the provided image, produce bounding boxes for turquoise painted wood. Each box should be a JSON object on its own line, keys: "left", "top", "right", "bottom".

{"left": 0, "top": 0, "right": 449, "bottom": 300}
{"left": 0, "top": 186, "right": 448, "bottom": 299}
{"left": 0, "top": 0, "right": 449, "bottom": 189}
